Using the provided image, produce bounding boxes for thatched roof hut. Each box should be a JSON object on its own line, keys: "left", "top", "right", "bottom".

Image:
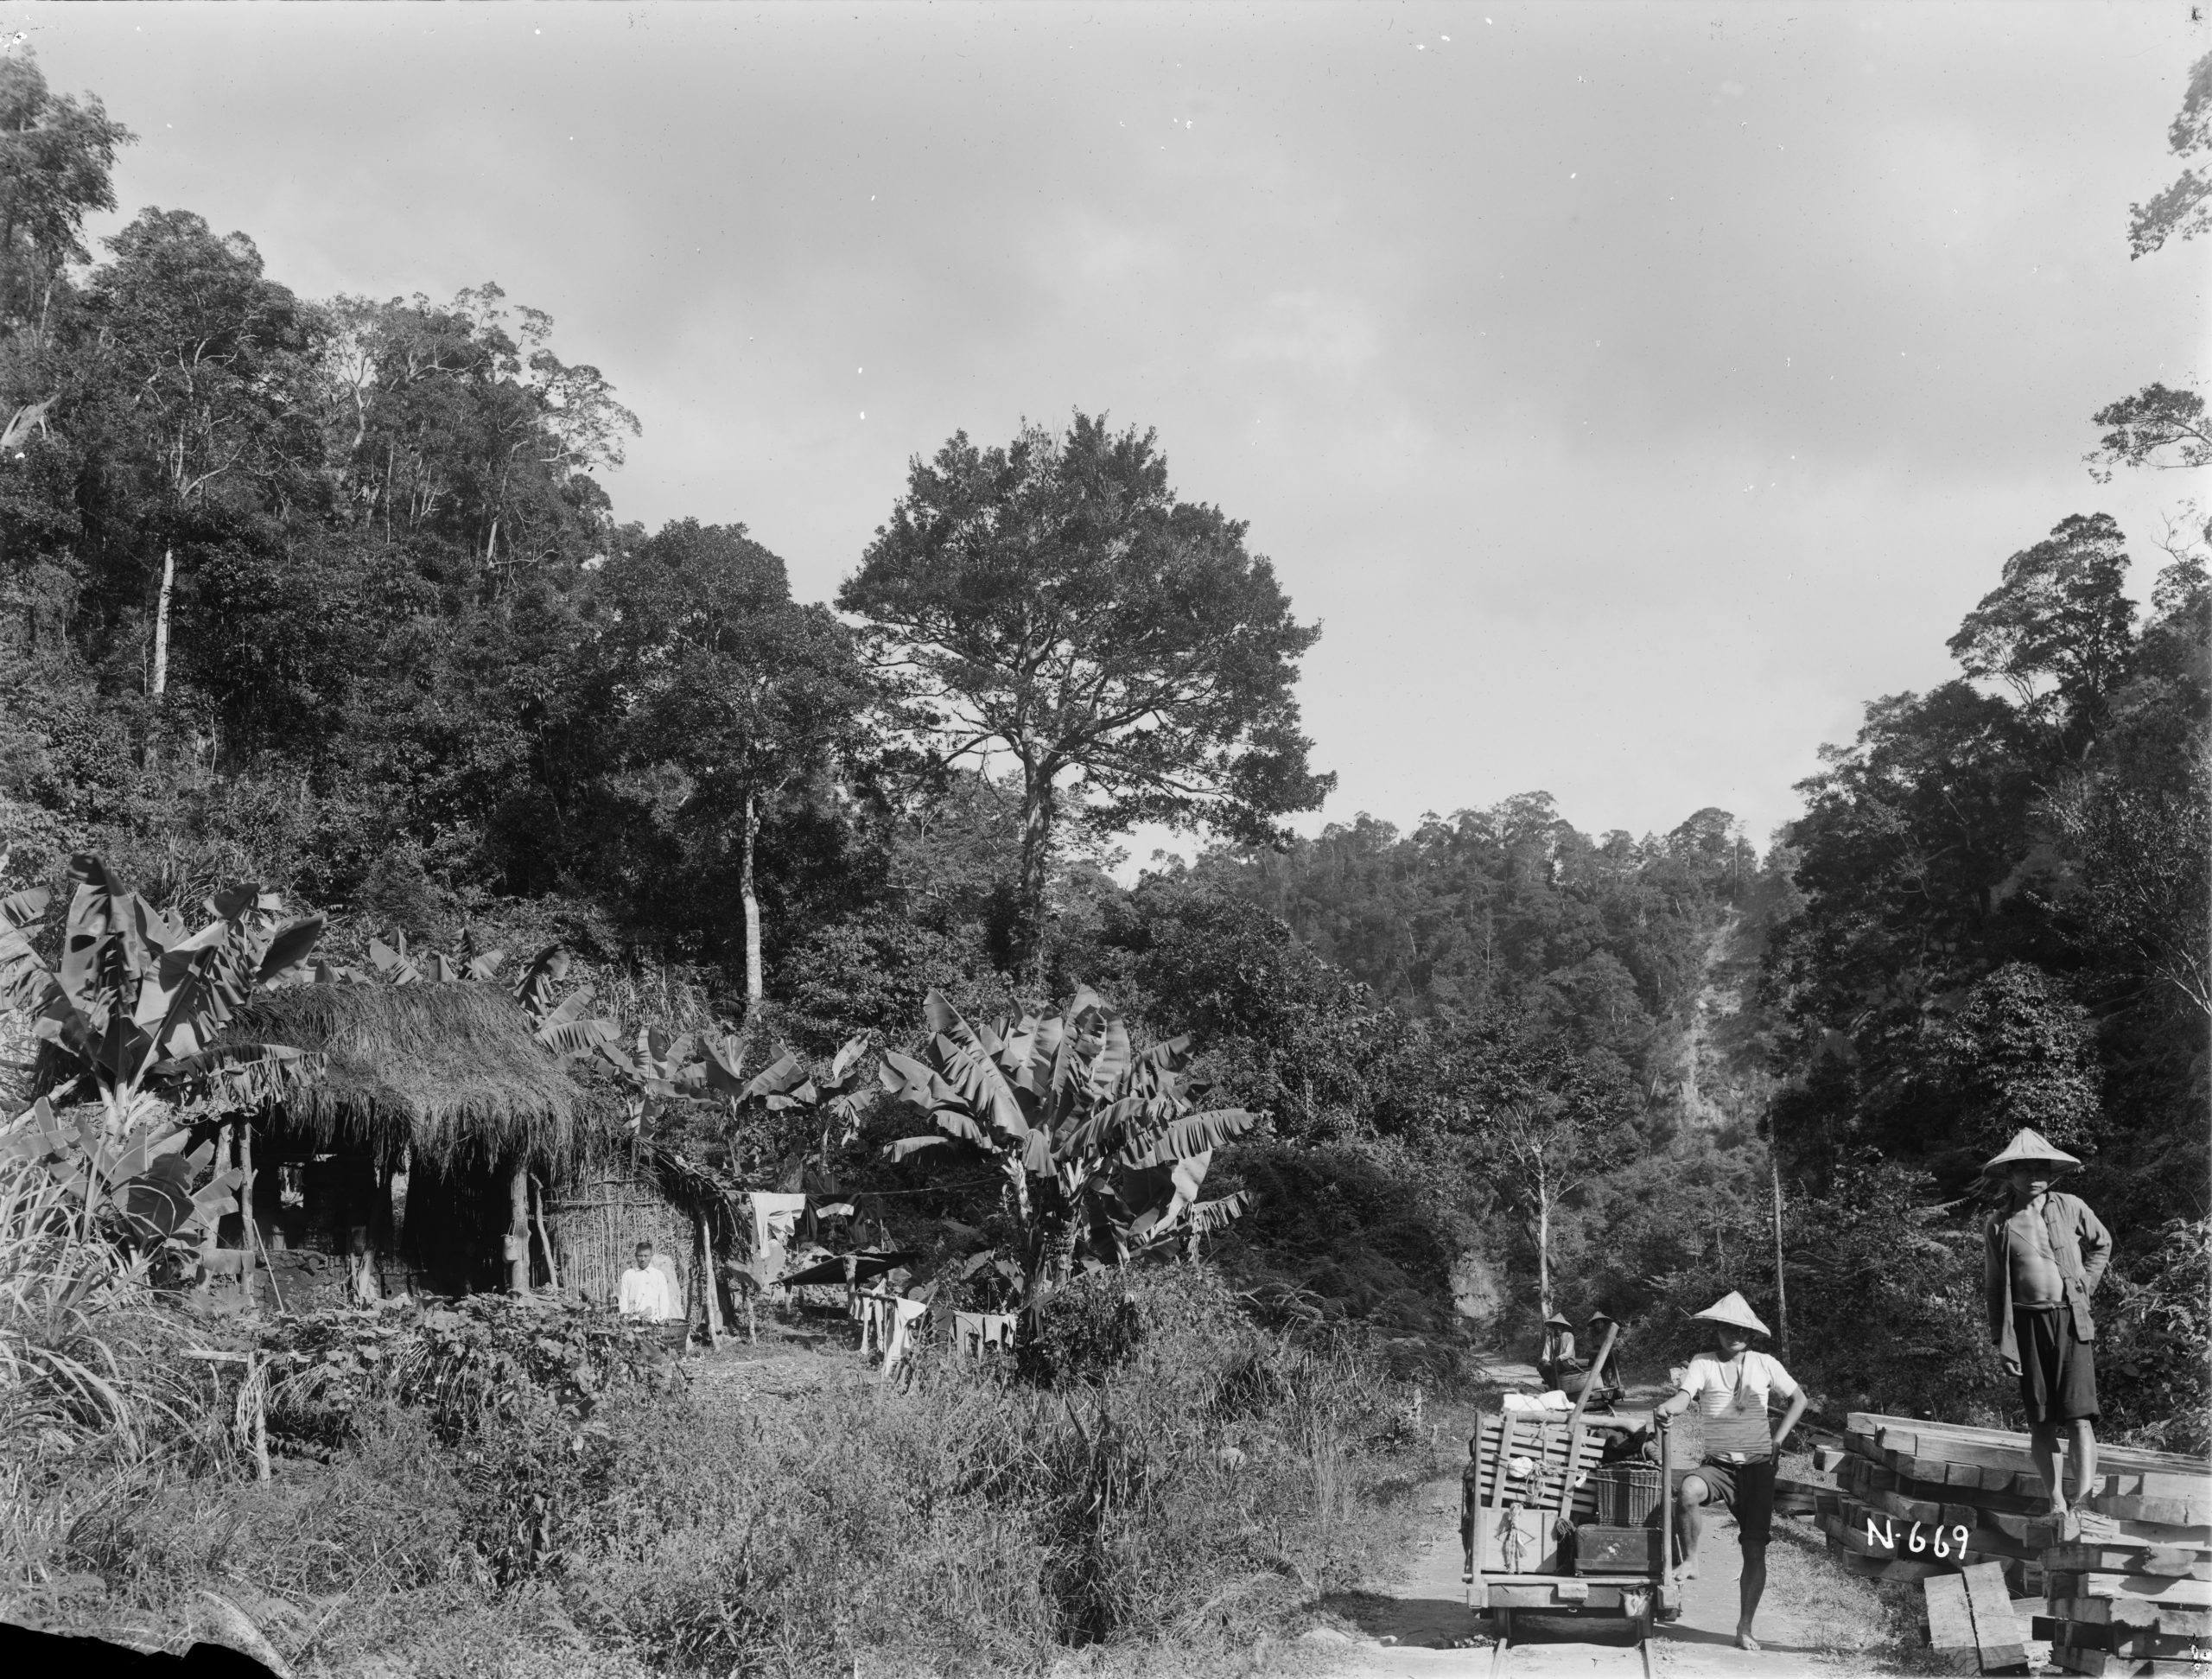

{"left": 219, "top": 983, "right": 582, "bottom": 1170}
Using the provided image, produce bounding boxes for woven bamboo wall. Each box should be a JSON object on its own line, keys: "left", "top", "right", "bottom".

{"left": 543, "top": 1160, "right": 692, "bottom": 1311}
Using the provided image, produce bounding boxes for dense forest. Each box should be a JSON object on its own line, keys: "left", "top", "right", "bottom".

{"left": 2, "top": 45, "right": 2205, "bottom": 1448}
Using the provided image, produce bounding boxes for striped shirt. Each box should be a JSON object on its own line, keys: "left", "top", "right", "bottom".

{"left": 1676, "top": 1351, "right": 1799, "bottom": 1460}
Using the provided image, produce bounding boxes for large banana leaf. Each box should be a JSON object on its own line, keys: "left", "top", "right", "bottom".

{"left": 0, "top": 887, "right": 55, "bottom": 1016}
{"left": 368, "top": 936, "right": 424, "bottom": 984}
{"left": 1117, "top": 1108, "right": 1256, "bottom": 1168}
{"left": 256, "top": 913, "right": 327, "bottom": 984}
{"left": 920, "top": 991, "right": 1032, "bottom": 1137}
{"left": 0, "top": 882, "right": 49, "bottom": 928}
{"left": 1183, "top": 1192, "right": 1251, "bottom": 1236}
{"left": 742, "top": 1050, "right": 812, "bottom": 1105}
{"left": 513, "top": 943, "right": 570, "bottom": 1013}
{"left": 825, "top": 1033, "right": 872, "bottom": 1089}
{"left": 1084, "top": 1011, "right": 1133, "bottom": 1098}
{"left": 697, "top": 1031, "right": 752, "bottom": 1097}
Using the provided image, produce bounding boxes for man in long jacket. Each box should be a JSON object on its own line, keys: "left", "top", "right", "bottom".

{"left": 1983, "top": 1128, "right": 2112, "bottom": 1518}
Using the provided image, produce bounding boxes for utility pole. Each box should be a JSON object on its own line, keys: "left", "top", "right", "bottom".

{"left": 1770, "top": 1142, "right": 1789, "bottom": 1361}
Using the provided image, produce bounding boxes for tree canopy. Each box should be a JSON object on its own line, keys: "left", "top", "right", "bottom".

{"left": 839, "top": 412, "right": 1333, "bottom": 974}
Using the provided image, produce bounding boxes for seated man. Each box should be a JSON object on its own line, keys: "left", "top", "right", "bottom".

{"left": 1537, "top": 1312, "right": 1582, "bottom": 1391}
{"left": 618, "top": 1241, "right": 677, "bottom": 1321}
{"left": 1653, "top": 1290, "right": 1806, "bottom": 1653}
{"left": 1558, "top": 1309, "right": 1621, "bottom": 1407}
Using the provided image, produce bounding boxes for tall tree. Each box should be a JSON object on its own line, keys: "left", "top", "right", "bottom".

{"left": 0, "top": 48, "right": 131, "bottom": 358}
{"left": 1946, "top": 512, "right": 2135, "bottom": 749}
{"left": 84, "top": 209, "right": 313, "bottom": 702}
{"left": 2128, "top": 48, "right": 2212, "bottom": 258}
{"left": 594, "top": 518, "right": 873, "bottom": 1027}
{"left": 839, "top": 413, "right": 1333, "bottom": 979}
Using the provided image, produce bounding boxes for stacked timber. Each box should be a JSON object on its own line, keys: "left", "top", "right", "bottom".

{"left": 2039, "top": 1538, "right": 2212, "bottom": 1676}
{"left": 1827, "top": 1413, "right": 2212, "bottom": 1676}
{"left": 1828, "top": 1414, "right": 2056, "bottom": 1585}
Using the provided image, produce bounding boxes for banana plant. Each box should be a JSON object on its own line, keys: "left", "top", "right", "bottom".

{"left": 0, "top": 1095, "right": 245, "bottom": 1260}
{"left": 710, "top": 1033, "right": 879, "bottom": 1191}
{"left": 879, "top": 988, "right": 1256, "bottom": 1306}
{"left": 740, "top": 1033, "right": 874, "bottom": 1149}
{"left": 0, "top": 855, "right": 325, "bottom": 1138}
{"left": 512, "top": 943, "right": 625, "bottom": 1064}
{"left": 365, "top": 928, "right": 506, "bottom": 986}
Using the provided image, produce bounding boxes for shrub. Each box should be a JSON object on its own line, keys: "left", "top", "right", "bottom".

{"left": 257, "top": 1293, "right": 681, "bottom": 1454}
{"left": 1017, "top": 1271, "right": 1145, "bottom": 1387}
{"left": 2095, "top": 1216, "right": 2212, "bottom": 1456}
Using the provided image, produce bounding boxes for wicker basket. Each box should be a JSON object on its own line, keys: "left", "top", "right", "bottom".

{"left": 1594, "top": 1463, "right": 1666, "bottom": 1526}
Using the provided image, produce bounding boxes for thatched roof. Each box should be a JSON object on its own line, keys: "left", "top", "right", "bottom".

{"left": 219, "top": 983, "right": 582, "bottom": 1169}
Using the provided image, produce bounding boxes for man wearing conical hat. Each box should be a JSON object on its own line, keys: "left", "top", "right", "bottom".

{"left": 1537, "top": 1311, "right": 1580, "bottom": 1393}
{"left": 1653, "top": 1290, "right": 1806, "bottom": 1652}
{"left": 1983, "top": 1129, "right": 2111, "bottom": 1518}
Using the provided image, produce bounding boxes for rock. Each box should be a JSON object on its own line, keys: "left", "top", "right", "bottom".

{"left": 1300, "top": 1625, "right": 1353, "bottom": 1646}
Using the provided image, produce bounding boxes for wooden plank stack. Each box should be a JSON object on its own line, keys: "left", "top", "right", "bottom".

{"left": 1827, "top": 1413, "right": 2212, "bottom": 1675}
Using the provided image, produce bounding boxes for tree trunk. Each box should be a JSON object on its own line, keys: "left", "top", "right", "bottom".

{"left": 1016, "top": 768, "right": 1056, "bottom": 990}
{"left": 697, "top": 1213, "right": 723, "bottom": 1348}
{"left": 1535, "top": 1156, "right": 1552, "bottom": 1323}
{"left": 531, "top": 1173, "right": 562, "bottom": 1294}
{"left": 151, "top": 546, "right": 175, "bottom": 698}
{"left": 740, "top": 789, "right": 764, "bottom": 1026}
{"left": 506, "top": 1161, "right": 531, "bottom": 1294}
{"left": 1770, "top": 1147, "right": 1789, "bottom": 1360}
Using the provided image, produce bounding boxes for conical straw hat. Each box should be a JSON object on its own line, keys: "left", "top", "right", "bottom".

{"left": 1983, "top": 1128, "right": 2082, "bottom": 1172}
{"left": 1543, "top": 1312, "right": 1572, "bottom": 1328}
{"left": 1691, "top": 1291, "right": 1770, "bottom": 1337}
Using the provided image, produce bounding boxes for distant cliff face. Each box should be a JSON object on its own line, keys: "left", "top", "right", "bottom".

{"left": 1451, "top": 1250, "right": 1503, "bottom": 1334}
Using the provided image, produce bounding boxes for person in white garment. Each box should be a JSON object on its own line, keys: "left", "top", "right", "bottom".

{"left": 1652, "top": 1290, "right": 1808, "bottom": 1653}
{"left": 618, "top": 1241, "right": 676, "bottom": 1321}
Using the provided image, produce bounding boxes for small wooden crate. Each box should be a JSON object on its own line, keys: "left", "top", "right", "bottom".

{"left": 1576, "top": 1526, "right": 1662, "bottom": 1575}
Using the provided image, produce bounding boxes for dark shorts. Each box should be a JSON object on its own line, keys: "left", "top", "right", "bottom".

{"left": 1662, "top": 1456, "right": 1777, "bottom": 1548}
{"left": 2016, "top": 1305, "right": 2098, "bottom": 1425}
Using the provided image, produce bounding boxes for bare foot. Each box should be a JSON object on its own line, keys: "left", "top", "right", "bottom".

{"left": 1736, "top": 1629, "right": 1761, "bottom": 1652}
{"left": 1676, "top": 1560, "right": 1699, "bottom": 1582}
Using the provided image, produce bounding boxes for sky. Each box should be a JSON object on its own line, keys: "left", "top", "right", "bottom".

{"left": 19, "top": 2, "right": 2206, "bottom": 856}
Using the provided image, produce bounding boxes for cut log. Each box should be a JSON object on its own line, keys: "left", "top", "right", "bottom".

{"left": 2037, "top": 1619, "right": 2210, "bottom": 1658}
{"left": 1923, "top": 1572, "right": 1983, "bottom": 1674}
{"left": 2051, "top": 1597, "right": 2212, "bottom": 1636}
{"left": 2088, "top": 1494, "right": 2212, "bottom": 1530}
{"left": 2045, "top": 1547, "right": 2212, "bottom": 1581}
{"left": 1960, "top": 1560, "right": 2028, "bottom": 1672}
{"left": 2044, "top": 1573, "right": 2212, "bottom": 1608}
{"left": 1852, "top": 1415, "right": 2208, "bottom": 1476}
{"left": 2047, "top": 1650, "right": 2209, "bottom": 1676}
{"left": 2031, "top": 1517, "right": 2212, "bottom": 1550}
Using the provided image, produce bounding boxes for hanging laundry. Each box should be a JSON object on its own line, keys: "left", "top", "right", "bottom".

{"left": 883, "top": 1297, "right": 929, "bottom": 1373}
{"left": 742, "top": 1192, "right": 809, "bottom": 1289}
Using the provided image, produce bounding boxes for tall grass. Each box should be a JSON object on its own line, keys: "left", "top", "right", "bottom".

{"left": 3, "top": 1242, "right": 1440, "bottom": 1676}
